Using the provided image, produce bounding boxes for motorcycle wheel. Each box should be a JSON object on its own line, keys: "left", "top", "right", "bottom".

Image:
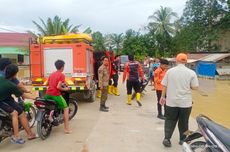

{"left": 26, "top": 106, "right": 36, "bottom": 128}
{"left": 37, "top": 112, "right": 52, "bottom": 140}
{"left": 68, "top": 98, "right": 78, "bottom": 120}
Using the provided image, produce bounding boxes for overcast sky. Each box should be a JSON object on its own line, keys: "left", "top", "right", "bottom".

{"left": 0, "top": 0, "right": 187, "bottom": 34}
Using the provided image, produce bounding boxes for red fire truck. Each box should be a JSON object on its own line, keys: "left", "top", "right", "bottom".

{"left": 30, "top": 33, "right": 96, "bottom": 102}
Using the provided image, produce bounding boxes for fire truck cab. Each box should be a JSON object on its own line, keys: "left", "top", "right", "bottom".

{"left": 30, "top": 33, "right": 96, "bottom": 102}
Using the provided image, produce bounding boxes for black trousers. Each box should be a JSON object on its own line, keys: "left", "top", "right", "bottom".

{"left": 126, "top": 80, "right": 141, "bottom": 94}
{"left": 164, "top": 106, "right": 192, "bottom": 141}
{"left": 156, "top": 90, "right": 165, "bottom": 116}
{"left": 112, "top": 74, "right": 119, "bottom": 87}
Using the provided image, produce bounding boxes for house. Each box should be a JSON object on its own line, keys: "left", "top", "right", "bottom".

{"left": 167, "top": 52, "right": 230, "bottom": 79}
{"left": 0, "top": 32, "right": 32, "bottom": 79}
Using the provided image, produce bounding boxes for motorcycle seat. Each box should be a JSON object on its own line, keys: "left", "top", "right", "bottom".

{"left": 45, "top": 99, "right": 56, "bottom": 105}
{"left": 198, "top": 116, "right": 230, "bottom": 150}
{"left": 36, "top": 98, "right": 56, "bottom": 105}
{"left": 0, "top": 108, "right": 9, "bottom": 117}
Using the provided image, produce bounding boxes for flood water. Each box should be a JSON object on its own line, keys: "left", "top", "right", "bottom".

{"left": 192, "top": 79, "right": 230, "bottom": 128}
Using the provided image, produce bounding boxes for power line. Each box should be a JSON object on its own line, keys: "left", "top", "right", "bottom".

{"left": 0, "top": 27, "right": 22, "bottom": 33}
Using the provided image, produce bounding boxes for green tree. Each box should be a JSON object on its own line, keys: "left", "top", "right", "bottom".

{"left": 121, "top": 29, "right": 153, "bottom": 61}
{"left": 148, "top": 6, "right": 178, "bottom": 36}
{"left": 107, "top": 33, "right": 124, "bottom": 55}
{"left": 92, "top": 31, "right": 106, "bottom": 51}
{"left": 32, "top": 16, "right": 81, "bottom": 36}
{"left": 179, "top": 0, "right": 228, "bottom": 51}
{"left": 147, "top": 6, "right": 178, "bottom": 56}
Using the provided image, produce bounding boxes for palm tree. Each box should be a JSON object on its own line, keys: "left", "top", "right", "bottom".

{"left": 92, "top": 31, "right": 106, "bottom": 51}
{"left": 31, "top": 15, "right": 81, "bottom": 36}
{"left": 107, "top": 33, "right": 124, "bottom": 55}
{"left": 148, "top": 6, "right": 178, "bottom": 37}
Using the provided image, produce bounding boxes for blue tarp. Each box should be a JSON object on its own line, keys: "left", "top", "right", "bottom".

{"left": 196, "top": 61, "right": 216, "bottom": 78}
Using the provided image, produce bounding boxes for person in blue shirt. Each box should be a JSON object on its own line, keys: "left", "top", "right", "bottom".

{"left": 149, "top": 58, "right": 160, "bottom": 89}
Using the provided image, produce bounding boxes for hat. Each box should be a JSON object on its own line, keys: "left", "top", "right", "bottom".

{"left": 176, "top": 53, "right": 187, "bottom": 63}
{"left": 150, "top": 58, "right": 154, "bottom": 60}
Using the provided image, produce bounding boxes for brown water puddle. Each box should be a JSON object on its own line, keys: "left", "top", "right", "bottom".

{"left": 192, "top": 79, "right": 230, "bottom": 128}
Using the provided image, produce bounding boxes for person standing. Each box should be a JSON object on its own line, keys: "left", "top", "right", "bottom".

{"left": 111, "top": 55, "right": 120, "bottom": 96}
{"left": 148, "top": 58, "right": 154, "bottom": 86}
{"left": 123, "top": 54, "right": 144, "bottom": 106}
{"left": 154, "top": 59, "right": 169, "bottom": 119}
{"left": 98, "top": 57, "right": 110, "bottom": 112}
{"left": 160, "top": 53, "right": 199, "bottom": 147}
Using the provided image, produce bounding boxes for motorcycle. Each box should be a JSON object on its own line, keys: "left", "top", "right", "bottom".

{"left": 131, "top": 70, "right": 149, "bottom": 100}
{"left": 0, "top": 97, "right": 36, "bottom": 143}
{"left": 182, "top": 114, "right": 230, "bottom": 152}
{"left": 34, "top": 96, "right": 78, "bottom": 140}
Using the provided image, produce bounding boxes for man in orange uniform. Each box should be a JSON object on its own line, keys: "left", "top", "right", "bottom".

{"left": 123, "top": 55, "right": 144, "bottom": 106}
{"left": 154, "top": 59, "right": 169, "bottom": 119}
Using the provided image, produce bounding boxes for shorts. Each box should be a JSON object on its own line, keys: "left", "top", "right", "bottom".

{"left": 126, "top": 80, "right": 141, "bottom": 94}
{"left": 44, "top": 95, "right": 68, "bottom": 109}
{"left": 0, "top": 98, "right": 23, "bottom": 115}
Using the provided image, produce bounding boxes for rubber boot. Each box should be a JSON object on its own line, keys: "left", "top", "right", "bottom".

{"left": 96, "top": 90, "right": 101, "bottom": 98}
{"left": 136, "top": 93, "right": 142, "bottom": 106}
{"left": 108, "top": 85, "right": 113, "bottom": 95}
{"left": 113, "top": 87, "right": 120, "bottom": 96}
{"left": 127, "top": 94, "right": 132, "bottom": 105}
{"left": 111, "top": 85, "right": 115, "bottom": 94}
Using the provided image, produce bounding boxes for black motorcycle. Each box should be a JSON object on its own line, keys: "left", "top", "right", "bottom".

{"left": 0, "top": 97, "right": 36, "bottom": 143}
{"left": 131, "top": 70, "right": 149, "bottom": 100}
{"left": 183, "top": 114, "right": 230, "bottom": 152}
{"left": 34, "top": 97, "right": 78, "bottom": 140}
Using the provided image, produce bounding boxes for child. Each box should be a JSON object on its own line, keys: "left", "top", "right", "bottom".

{"left": 45, "top": 60, "right": 71, "bottom": 133}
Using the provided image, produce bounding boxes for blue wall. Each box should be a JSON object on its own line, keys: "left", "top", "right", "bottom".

{"left": 196, "top": 61, "right": 216, "bottom": 78}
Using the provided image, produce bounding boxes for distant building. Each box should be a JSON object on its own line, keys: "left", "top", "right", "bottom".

{"left": 0, "top": 32, "right": 32, "bottom": 79}
{"left": 167, "top": 52, "right": 230, "bottom": 79}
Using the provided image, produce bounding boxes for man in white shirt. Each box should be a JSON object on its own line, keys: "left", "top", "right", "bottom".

{"left": 160, "top": 53, "right": 199, "bottom": 147}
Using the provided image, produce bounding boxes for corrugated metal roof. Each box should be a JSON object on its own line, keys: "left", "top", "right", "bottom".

{"left": 166, "top": 58, "right": 197, "bottom": 63}
{"left": 187, "top": 54, "right": 208, "bottom": 60}
{"left": 200, "top": 53, "right": 230, "bottom": 62}
{"left": 0, "top": 32, "right": 31, "bottom": 48}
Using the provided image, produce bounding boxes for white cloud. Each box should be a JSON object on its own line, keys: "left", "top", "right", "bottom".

{"left": 0, "top": 0, "right": 187, "bottom": 33}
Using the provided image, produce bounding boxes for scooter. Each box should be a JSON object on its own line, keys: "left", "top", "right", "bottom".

{"left": 182, "top": 114, "right": 230, "bottom": 152}
{"left": 34, "top": 96, "right": 78, "bottom": 140}
{"left": 0, "top": 97, "right": 36, "bottom": 143}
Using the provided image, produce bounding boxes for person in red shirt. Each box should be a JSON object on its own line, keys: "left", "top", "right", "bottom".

{"left": 45, "top": 60, "right": 71, "bottom": 134}
{"left": 123, "top": 55, "right": 144, "bottom": 106}
{"left": 154, "top": 59, "right": 169, "bottom": 119}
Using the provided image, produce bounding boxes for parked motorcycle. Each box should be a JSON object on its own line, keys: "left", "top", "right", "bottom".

{"left": 34, "top": 97, "right": 78, "bottom": 140}
{"left": 183, "top": 114, "right": 230, "bottom": 152}
{"left": 0, "top": 97, "right": 36, "bottom": 143}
